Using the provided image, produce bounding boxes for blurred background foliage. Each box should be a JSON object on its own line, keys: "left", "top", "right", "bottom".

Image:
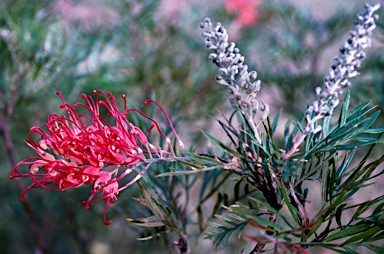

{"left": 0, "top": 0, "right": 383, "bottom": 253}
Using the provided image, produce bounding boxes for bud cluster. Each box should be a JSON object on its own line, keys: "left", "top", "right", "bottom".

{"left": 282, "top": 3, "right": 380, "bottom": 158}
{"left": 304, "top": 3, "right": 380, "bottom": 136}
{"left": 200, "top": 18, "right": 269, "bottom": 120}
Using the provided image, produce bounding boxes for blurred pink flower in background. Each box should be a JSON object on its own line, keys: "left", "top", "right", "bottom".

{"left": 224, "top": 0, "right": 260, "bottom": 26}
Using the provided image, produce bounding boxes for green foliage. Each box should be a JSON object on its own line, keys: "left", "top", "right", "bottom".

{"left": 2, "top": 1, "right": 384, "bottom": 254}
{"left": 193, "top": 86, "right": 384, "bottom": 253}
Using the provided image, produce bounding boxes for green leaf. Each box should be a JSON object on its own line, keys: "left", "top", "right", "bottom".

{"left": 338, "top": 90, "right": 350, "bottom": 127}
{"left": 322, "top": 112, "right": 332, "bottom": 137}
{"left": 205, "top": 219, "right": 248, "bottom": 247}
{"left": 284, "top": 118, "right": 292, "bottom": 146}
{"left": 342, "top": 225, "right": 382, "bottom": 245}
{"left": 156, "top": 165, "right": 221, "bottom": 177}
{"left": 248, "top": 196, "right": 294, "bottom": 229}
{"left": 215, "top": 214, "right": 242, "bottom": 226}
{"left": 336, "top": 149, "right": 356, "bottom": 179}
{"left": 324, "top": 224, "right": 371, "bottom": 242}
{"left": 275, "top": 178, "right": 301, "bottom": 226}
{"left": 321, "top": 245, "right": 356, "bottom": 254}
{"left": 347, "top": 195, "right": 384, "bottom": 225}
{"left": 202, "top": 130, "right": 246, "bottom": 159}
{"left": 272, "top": 110, "right": 281, "bottom": 134}
{"left": 247, "top": 214, "right": 286, "bottom": 231}
{"left": 335, "top": 204, "right": 347, "bottom": 229}
{"left": 363, "top": 243, "right": 384, "bottom": 253}
{"left": 126, "top": 215, "right": 165, "bottom": 227}
{"left": 359, "top": 128, "right": 384, "bottom": 134}
{"left": 183, "top": 152, "right": 227, "bottom": 166}
{"left": 360, "top": 110, "right": 380, "bottom": 129}
{"left": 225, "top": 212, "right": 247, "bottom": 222}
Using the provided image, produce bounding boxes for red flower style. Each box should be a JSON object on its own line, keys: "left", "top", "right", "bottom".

{"left": 10, "top": 89, "right": 183, "bottom": 225}
{"left": 224, "top": 0, "right": 260, "bottom": 26}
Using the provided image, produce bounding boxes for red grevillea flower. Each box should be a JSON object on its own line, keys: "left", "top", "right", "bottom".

{"left": 224, "top": 0, "right": 260, "bottom": 26}
{"left": 9, "top": 89, "right": 184, "bottom": 225}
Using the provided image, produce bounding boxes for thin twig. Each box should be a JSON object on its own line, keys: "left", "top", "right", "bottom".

{"left": 0, "top": 68, "right": 48, "bottom": 254}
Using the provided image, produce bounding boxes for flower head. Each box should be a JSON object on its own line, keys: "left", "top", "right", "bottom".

{"left": 10, "top": 89, "right": 183, "bottom": 225}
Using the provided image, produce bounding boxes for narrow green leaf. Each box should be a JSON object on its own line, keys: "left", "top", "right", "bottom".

{"left": 342, "top": 225, "right": 382, "bottom": 245}
{"left": 322, "top": 113, "right": 332, "bottom": 138}
{"left": 156, "top": 166, "right": 221, "bottom": 177}
{"left": 351, "top": 136, "right": 384, "bottom": 143}
{"left": 247, "top": 214, "right": 286, "bottom": 231}
{"left": 227, "top": 205, "right": 249, "bottom": 217}
{"left": 248, "top": 196, "right": 294, "bottom": 229}
{"left": 324, "top": 224, "right": 371, "bottom": 242}
{"left": 225, "top": 212, "right": 247, "bottom": 222}
{"left": 321, "top": 245, "right": 355, "bottom": 254}
{"left": 338, "top": 90, "right": 350, "bottom": 127}
{"left": 336, "top": 149, "right": 356, "bottom": 179}
{"left": 214, "top": 214, "right": 237, "bottom": 226}
{"left": 284, "top": 119, "right": 292, "bottom": 146}
{"left": 183, "top": 152, "right": 226, "bottom": 166}
{"left": 363, "top": 243, "right": 384, "bottom": 253}
{"left": 335, "top": 204, "right": 347, "bottom": 229}
{"left": 126, "top": 215, "right": 165, "bottom": 227}
{"left": 272, "top": 110, "right": 281, "bottom": 134}
{"left": 275, "top": 178, "right": 301, "bottom": 226}
{"left": 202, "top": 130, "right": 246, "bottom": 159}
{"left": 342, "top": 246, "right": 359, "bottom": 254}
{"left": 361, "top": 110, "right": 380, "bottom": 129}
{"left": 209, "top": 222, "right": 227, "bottom": 229}
{"left": 359, "top": 128, "right": 384, "bottom": 134}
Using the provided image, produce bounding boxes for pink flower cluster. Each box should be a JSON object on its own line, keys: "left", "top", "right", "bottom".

{"left": 224, "top": 0, "right": 260, "bottom": 26}
{"left": 10, "top": 90, "right": 183, "bottom": 225}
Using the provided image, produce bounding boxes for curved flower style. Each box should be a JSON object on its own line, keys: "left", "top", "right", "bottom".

{"left": 10, "top": 90, "right": 183, "bottom": 225}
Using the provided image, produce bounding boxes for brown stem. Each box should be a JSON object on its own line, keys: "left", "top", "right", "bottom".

{"left": 249, "top": 213, "right": 277, "bottom": 254}
{"left": 1, "top": 119, "right": 48, "bottom": 254}
{"left": 175, "top": 231, "right": 190, "bottom": 254}
{"left": 0, "top": 69, "right": 48, "bottom": 254}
